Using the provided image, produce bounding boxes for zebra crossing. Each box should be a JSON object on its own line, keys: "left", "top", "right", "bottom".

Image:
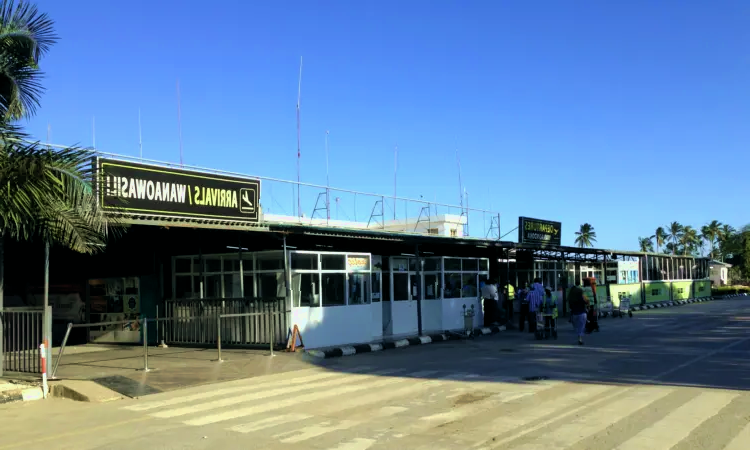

{"left": 120, "top": 366, "right": 750, "bottom": 449}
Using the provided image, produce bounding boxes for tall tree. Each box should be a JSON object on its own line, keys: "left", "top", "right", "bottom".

{"left": 0, "top": 0, "right": 57, "bottom": 121}
{"left": 638, "top": 236, "right": 654, "bottom": 253}
{"left": 680, "top": 226, "right": 699, "bottom": 256}
{"left": 667, "top": 222, "right": 683, "bottom": 255}
{"left": 701, "top": 220, "right": 722, "bottom": 259}
{"left": 652, "top": 227, "right": 668, "bottom": 254}
{"left": 575, "top": 223, "right": 597, "bottom": 248}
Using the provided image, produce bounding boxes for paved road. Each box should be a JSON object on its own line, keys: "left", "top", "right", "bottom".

{"left": 2, "top": 298, "right": 750, "bottom": 450}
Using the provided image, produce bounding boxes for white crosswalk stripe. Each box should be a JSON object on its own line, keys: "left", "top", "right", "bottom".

{"left": 119, "top": 368, "right": 750, "bottom": 449}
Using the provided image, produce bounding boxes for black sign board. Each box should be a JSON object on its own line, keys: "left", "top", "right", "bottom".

{"left": 518, "top": 217, "right": 561, "bottom": 247}
{"left": 97, "top": 158, "right": 260, "bottom": 222}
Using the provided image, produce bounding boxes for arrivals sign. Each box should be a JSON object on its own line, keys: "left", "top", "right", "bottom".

{"left": 97, "top": 158, "right": 260, "bottom": 222}
{"left": 518, "top": 217, "right": 561, "bottom": 247}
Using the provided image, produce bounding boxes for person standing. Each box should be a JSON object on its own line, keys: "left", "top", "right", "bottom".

{"left": 568, "top": 283, "right": 589, "bottom": 345}
{"left": 481, "top": 279, "right": 500, "bottom": 326}
{"left": 518, "top": 283, "right": 530, "bottom": 331}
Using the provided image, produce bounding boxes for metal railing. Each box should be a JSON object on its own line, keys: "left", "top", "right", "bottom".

{"left": 163, "top": 297, "right": 287, "bottom": 347}
{"left": 2, "top": 307, "right": 45, "bottom": 374}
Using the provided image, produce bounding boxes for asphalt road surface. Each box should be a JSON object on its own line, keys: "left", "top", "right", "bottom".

{"left": 2, "top": 298, "right": 750, "bottom": 450}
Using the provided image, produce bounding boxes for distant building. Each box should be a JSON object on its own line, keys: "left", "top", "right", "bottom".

{"left": 709, "top": 260, "right": 732, "bottom": 286}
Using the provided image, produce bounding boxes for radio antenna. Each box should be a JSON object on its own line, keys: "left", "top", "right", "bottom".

{"left": 325, "top": 130, "right": 330, "bottom": 220}
{"left": 296, "top": 56, "right": 303, "bottom": 218}
{"left": 177, "top": 79, "right": 184, "bottom": 166}
{"left": 393, "top": 145, "right": 398, "bottom": 221}
{"left": 456, "top": 149, "right": 464, "bottom": 212}
{"left": 138, "top": 108, "right": 143, "bottom": 161}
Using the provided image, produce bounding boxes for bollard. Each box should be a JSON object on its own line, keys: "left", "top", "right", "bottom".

{"left": 40, "top": 342, "right": 48, "bottom": 399}
{"left": 139, "top": 319, "right": 151, "bottom": 372}
{"left": 216, "top": 315, "right": 223, "bottom": 362}
{"left": 269, "top": 317, "right": 275, "bottom": 358}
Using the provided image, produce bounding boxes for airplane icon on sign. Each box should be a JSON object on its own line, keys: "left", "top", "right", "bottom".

{"left": 239, "top": 188, "right": 256, "bottom": 214}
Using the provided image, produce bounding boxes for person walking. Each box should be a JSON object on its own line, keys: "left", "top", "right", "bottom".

{"left": 568, "top": 283, "right": 589, "bottom": 345}
{"left": 526, "top": 279, "right": 545, "bottom": 334}
{"left": 542, "top": 287, "right": 558, "bottom": 337}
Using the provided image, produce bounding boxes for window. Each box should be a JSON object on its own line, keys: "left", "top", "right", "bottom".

{"left": 175, "top": 275, "right": 193, "bottom": 299}
{"left": 479, "top": 259, "right": 489, "bottom": 272}
{"left": 462, "top": 259, "right": 478, "bottom": 271}
{"left": 322, "top": 273, "right": 346, "bottom": 306}
{"left": 393, "top": 273, "right": 409, "bottom": 300}
{"left": 698, "top": 284, "right": 705, "bottom": 292}
{"left": 424, "top": 258, "right": 441, "bottom": 272}
{"left": 257, "top": 252, "right": 284, "bottom": 270}
{"left": 293, "top": 273, "right": 319, "bottom": 307}
{"left": 259, "top": 273, "right": 284, "bottom": 298}
{"left": 462, "top": 274, "right": 478, "bottom": 298}
{"left": 322, "top": 254, "right": 346, "bottom": 270}
{"left": 677, "top": 288, "right": 684, "bottom": 294}
{"left": 428, "top": 228, "right": 439, "bottom": 235}
{"left": 651, "top": 289, "right": 660, "bottom": 296}
{"left": 371, "top": 272, "right": 381, "bottom": 301}
{"left": 444, "top": 273, "right": 462, "bottom": 298}
{"left": 424, "top": 274, "right": 439, "bottom": 299}
{"left": 348, "top": 273, "right": 370, "bottom": 305}
{"left": 175, "top": 257, "right": 192, "bottom": 274}
{"left": 450, "top": 228, "right": 458, "bottom": 237}
{"left": 292, "top": 253, "right": 318, "bottom": 270}
{"left": 444, "top": 258, "right": 461, "bottom": 271}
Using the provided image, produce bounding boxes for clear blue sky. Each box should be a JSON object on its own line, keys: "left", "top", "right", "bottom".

{"left": 28, "top": 0, "right": 750, "bottom": 250}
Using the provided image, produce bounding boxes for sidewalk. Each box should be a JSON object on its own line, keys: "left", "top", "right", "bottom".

{"left": 44, "top": 344, "right": 312, "bottom": 397}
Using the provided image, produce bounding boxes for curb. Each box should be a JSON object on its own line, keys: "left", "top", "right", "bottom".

{"left": 628, "top": 294, "right": 744, "bottom": 312}
{"left": 0, "top": 386, "right": 44, "bottom": 405}
{"left": 308, "top": 325, "right": 507, "bottom": 359}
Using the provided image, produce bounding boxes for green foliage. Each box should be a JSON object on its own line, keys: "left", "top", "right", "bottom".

{"left": 711, "top": 285, "right": 750, "bottom": 296}
{"left": 638, "top": 236, "right": 654, "bottom": 253}
{"left": 575, "top": 223, "right": 596, "bottom": 248}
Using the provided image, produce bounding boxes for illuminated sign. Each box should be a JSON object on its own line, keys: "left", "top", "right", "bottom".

{"left": 347, "top": 256, "right": 370, "bottom": 271}
{"left": 97, "top": 158, "right": 260, "bottom": 222}
{"left": 518, "top": 217, "right": 561, "bottom": 247}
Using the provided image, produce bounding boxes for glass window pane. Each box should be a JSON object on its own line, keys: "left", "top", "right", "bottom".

{"left": 293, "top": 272, "right": 319, "bottom": 307}
{"left": 423, "top": 258, "right": 441, "bottom": 272}
{"left": 257, "top": 252, "right": 284, "bottom": 270}
{"left": 393, "top": 273, "right": 409, "bottom": 301}
{"left": 175, "top": 275, "right": 192, "bottom": 299}
{"left": 371, "top": 272, "right": 381, "bottom": 302}
{"left": 479, "top": 259, "right": 489, "bottom": 272}
{"left": 292, "top": 253, "right": 318, "bottom": 270}
{"left": 259, "top": 273, "right": 282, "bottom": 299}
{"left": 461, "top": 274, "right": 477, "bottom": 298}
{"left": 322, "top": 273, "right": 345, "bottom": 306}
{"left": 444, "top": 273, "right": 462, "bottom": 298}
{"left": 425, "top": 274, "right": 439, "bottom": 299}
{"left": 409, "top": 258, "right": 417, "bottom": 272}
{"left": 348, "top": 273, "right": 370, "bottom": 305}
{"left": 392, "top": 258, "right": 408, "bottom": 272}
{"left": 205, "top": 257, "right": 222, "bottom": 273}
{"left": 205, "top": 274, "right": 222, "bottom": 298}
{"left": 223, "top": 257, "right": 239, "bottom": 272}
{"left": 321, "top": 254, "right": 346, "bottom": 271}
{"left": 444, "top": 258, "right": 461, "bottom": 271}
{"left": 223, "top": 273, "right": 240, "bottom": 298}
{"left": 175, "top": 257, "right": 192, "bottom": 274}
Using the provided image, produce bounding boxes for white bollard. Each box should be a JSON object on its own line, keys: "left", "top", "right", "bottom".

{"left": 40, "top": 342, "right": 48, "bottom": 399}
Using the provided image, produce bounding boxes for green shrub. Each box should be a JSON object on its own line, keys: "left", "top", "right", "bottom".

{"left": 711, "top": 286, "right": 750, "bottom": 296}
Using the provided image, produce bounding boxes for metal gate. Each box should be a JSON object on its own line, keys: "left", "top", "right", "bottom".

{"left": 162, "top": 297, "right": 287, "bottom": 347}
{"left": 1, "top": 307, "right": 45, "bottom": 374}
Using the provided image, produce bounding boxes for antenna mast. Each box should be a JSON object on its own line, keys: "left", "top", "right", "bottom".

{"left": 138, "top": 108, "right": 143, "bottom": 160}
{"left": 394, "top": 145, "right": 398, "bottom": 221}
{"left": 177, "top": 79, "right": 184, "bottom": 166}
{"left": 325, "top": 130, "right": 330, "bottom": 220}
{"left": 296, "top": 57, "right": 303, "bottom": 218}
{"left": 456, "top": 149, "right": 464, "bottom": 211}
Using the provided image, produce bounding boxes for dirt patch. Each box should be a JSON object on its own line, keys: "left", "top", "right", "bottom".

{"left": 454, "top": 392, "right": 492, "bottom": 406}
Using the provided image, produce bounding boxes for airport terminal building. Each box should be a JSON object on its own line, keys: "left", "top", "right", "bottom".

{"left": 2, "top": 154, "right": 711, "bottom": 364}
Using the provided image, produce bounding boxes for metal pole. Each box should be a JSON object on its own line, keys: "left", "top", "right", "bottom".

{"left": 415, "top": 244, "right": 423, "bottom": 336}
{"left": 51, "top": 323, "right": 73, "bottom": 379}
{"left": 216, "top": 315, "right": 223, "bottom": 362}
{"left": 140, "top": 319, "right": 150, "bottom": 372}
{"left": 43, "top": 242, "right": 51, "bottom": 366}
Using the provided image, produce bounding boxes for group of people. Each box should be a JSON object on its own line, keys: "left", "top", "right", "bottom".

{"left": 481, "top": 278, "right": 596, "bottom": 345}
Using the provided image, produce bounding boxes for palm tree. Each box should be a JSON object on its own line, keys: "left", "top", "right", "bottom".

{"left": 0, "top": 0, "right": 57, "bottom": 121}
{"left": 638, "top": 236, "right": 654, "bottom": 253}
{"left": 575, "top": 223, "right": 597, "bottom": 248}
{"left": 652, "top": 227, "right": 668, "bottom": 253}
{"left": 667, "top": 222, "right": 683, "bottom": 255}
{"left": 701, "top": 220, "right": 722, "bottom": 259}
{"left": 680, "top": 226, "right": 699, "bottom": 256}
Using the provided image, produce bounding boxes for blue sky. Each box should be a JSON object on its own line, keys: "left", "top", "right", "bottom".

{"left": 28, "top": 0, "right": 750, "bottom": 250}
